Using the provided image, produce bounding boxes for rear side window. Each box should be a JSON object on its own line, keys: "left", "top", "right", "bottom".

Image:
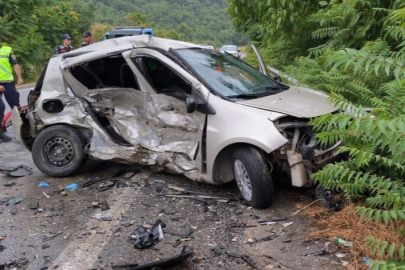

{"left": 70, "top": 55, "right": 139, "bottom": 90}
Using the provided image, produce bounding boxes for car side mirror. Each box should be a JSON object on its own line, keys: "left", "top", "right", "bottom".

{"left": 274, "top": 75, "right": 282, "bottom": 83}
{"left": 186, "top": 96, "right": 197, "bottom": 113}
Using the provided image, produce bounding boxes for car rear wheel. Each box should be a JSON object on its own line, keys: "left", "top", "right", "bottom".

{"left": 32, "top": 125, "right": 87, "bottom": 177}
{"left": 232, "top": 146, "right": 274, "bottom": 209}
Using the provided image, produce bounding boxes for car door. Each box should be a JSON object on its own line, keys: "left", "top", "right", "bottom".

{"left": 124, "top": 48, "right": 210, "bottom": 175}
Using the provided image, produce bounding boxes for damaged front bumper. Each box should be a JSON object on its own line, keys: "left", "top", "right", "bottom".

{"left": 274, "top": 119, "right": 342, "bottom": 187}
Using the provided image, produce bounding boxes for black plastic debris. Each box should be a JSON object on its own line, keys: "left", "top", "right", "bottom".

{"left": 257, "top": 217, "right": 287, "bottom": 223}
{"left": 303, "top": 249, "right": 338, "bottom": 257}
{"left": 7, "top": 165, "right": 33, "bottom": 177}
{"left": 82, "top": 177, "right": 106, "bottom": 187}
{"left": 213, "top": 247, "right": 223, "bottom": 256}
{"left": 42, "top": 232, "right": 62, "bottom": 242}
{"left": 242, "top": 254, "right": 258, "bottom": 269}
{"left": 98, "top": 180, "right": 117, "bottom": 192}
{"left": 226, "top": 251, "right": 241, "bottom": 258}
{"left": 101, "top": 200, "right": 110, "bottom": 211}
{"left": 3, "top": 181, "right": 15, "bottom": 187}
{"left": 314, "top": 185, "right": 344, "bottom": 211}
{"left": 134, "top": 220, "right": 166, "bottom": 249}
{"left": 111, "top": 166, "right": 140, "bottom": 178}
{"left": 0, "top": 245, "right": 5, "bottom": 251}
{"left": 112, "top": 245, "right": 193, "bottom": 270}
{"left": 189, "top": 197, "right": 207, "bottom": 205}
{"left": 28, "top": 201, "right": 39, "bottom": 210}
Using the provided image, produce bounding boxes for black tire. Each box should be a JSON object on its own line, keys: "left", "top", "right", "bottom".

{"left": 232, "top": 146, "right": 274, "bottom": 209}
{"left": 32, "top": 125, "right": 87, "bottom": 177}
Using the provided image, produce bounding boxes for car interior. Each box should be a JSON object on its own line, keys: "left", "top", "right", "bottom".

{"left": 133, "top": 56, "right": 191, "bottom": 101}
{"left": 70, "top": 55, "right": 139, "bottom": 90}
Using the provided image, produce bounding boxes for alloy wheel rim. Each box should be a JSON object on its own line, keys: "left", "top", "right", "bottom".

{"left": 234, "top": 159, "right": 253, "bottom": 201}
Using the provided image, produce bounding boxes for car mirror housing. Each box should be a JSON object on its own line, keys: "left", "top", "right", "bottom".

{"left": 273, "top": 75, "right": 282, "bottom": 83}
{"left": 186, "top": 87, "right": 216, "bottom": 115}
{"left": 186, "top": 96, "right": 197, "bottom": 113}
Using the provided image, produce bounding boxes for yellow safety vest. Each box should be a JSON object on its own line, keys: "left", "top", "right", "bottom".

{"left": 0, "top": 46, "right": 14, "bottom": 83}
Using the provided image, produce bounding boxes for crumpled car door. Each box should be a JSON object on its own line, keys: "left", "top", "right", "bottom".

{"left": 120, "top": 49, "right": 207, "bottom": 176}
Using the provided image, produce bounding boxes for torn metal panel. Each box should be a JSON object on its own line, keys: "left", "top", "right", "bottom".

{"left": 85, "top": 88, "right": 161, "bottom": 149}
{"left": 151, "top": 94, "right": 199, "bottom": 129}
{"left": 34, "top": 84, "right": 90, "bottom": 128}
{"left": 161, "top": 153, "right": 200, "bottom": 181}
{"left": 84, "top": 87, "right": 200, "bottom": 159}
{"left": 151, "top": 94, "right": 200, "bottom": 157}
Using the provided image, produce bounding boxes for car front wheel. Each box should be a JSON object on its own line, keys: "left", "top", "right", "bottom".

{"left": 232, "top": 146, "right": 274, "bottom": 209}
{"left": 32, "top": 125, "right": 87, "bottom": 177}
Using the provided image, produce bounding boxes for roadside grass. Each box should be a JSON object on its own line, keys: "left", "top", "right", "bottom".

{"left": 297, "top": 203, "right": 405, "bottom": 270}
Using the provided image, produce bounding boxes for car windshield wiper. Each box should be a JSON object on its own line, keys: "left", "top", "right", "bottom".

{"left": 252, "top": 86, "right": 284, "bottom": 92}
{"left": 227, "top": 93, "right": 260, "bottom": 99}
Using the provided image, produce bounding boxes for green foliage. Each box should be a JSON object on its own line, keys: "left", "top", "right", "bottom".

{"left": 125, "top": 12, "right": 152, "bottom": 27}
{"left": 83, "top": 0, "right": 246, "bottom": 46}
{"left": 231, "top": 1, "right": 405, "bottom": 265}
{"left": 292, "top": 9, "right": 405, "bottom": 265}
{"left": 366, "top": 236, "right": 405, "bottom": 260}
{"left": 364, "top": 236, "right": 405, "bottom": 268}
{"left": 0, "top": 0, "right": 95, "bottom": 81}
{"left": 228, "top": 0, "right": 405, "bottom": 70}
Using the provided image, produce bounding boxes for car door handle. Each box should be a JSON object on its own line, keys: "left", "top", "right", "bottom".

{"left": 161, "top": 106, "right": 175, "bottom": 111}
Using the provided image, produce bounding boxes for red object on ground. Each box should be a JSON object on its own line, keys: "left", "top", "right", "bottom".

{"left": 1, "top": 105, "right": 28, "bottom": 131}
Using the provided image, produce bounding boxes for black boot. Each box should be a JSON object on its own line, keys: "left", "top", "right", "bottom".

{"left": 0, "top": 132, "right": 12, "bottom": 142}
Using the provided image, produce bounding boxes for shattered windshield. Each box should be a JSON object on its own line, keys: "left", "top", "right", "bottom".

{"left": 176, "top": 49, "right": 286, "bottom": 99}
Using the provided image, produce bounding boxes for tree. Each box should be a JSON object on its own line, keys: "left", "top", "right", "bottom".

{"left": 228, "top": 0, "right": 405, "bottom": 69}
{"left": 125, "top": 12, "right": 152, "bottom": 27}
{"left": 287, "top": 8, "right": 405, "bottom": 268}
{"left": 0, "top": 0, "right": 95, "bottom": 80}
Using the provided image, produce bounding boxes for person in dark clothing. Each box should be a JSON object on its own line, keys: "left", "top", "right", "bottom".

{"left": 55, "top": 33, "right": 74, "bottom": 54}
{"left": 0, "top": 38, "right": 23, "bottom": 142}
{"left": 80, "top": 31, "right": 94, "bottom": 47}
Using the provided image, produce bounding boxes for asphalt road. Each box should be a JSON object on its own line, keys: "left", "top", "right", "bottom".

{"left": 0, "top": 78, "right": 345, "bottom": 269}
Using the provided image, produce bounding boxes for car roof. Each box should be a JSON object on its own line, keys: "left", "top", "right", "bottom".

{"left": 60, "top": 35, "right": 200, "bottom": 68}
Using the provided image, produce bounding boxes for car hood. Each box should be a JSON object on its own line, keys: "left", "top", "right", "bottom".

{"left": 237, "top": 85, "right": 338, "bottom": 118}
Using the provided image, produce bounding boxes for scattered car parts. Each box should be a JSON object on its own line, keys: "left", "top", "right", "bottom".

{"left": 111, "top": 245, "right": 193, "bottom": 270}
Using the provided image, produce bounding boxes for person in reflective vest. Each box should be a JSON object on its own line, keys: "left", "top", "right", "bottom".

{"left": 55, "top": 33, "right": 74, "bottom": 54}
{"left": 0, "top": 37, "right": 23, "bottom": 142}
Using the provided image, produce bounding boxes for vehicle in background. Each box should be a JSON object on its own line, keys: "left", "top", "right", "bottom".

{"left": 103, "top": 27, "right": 155, "bottom": 40}
{"left": 197, "top": 44, "right": 215, "bottom": 50}
{"left": 220, "top": 45, "right": 240, "bottom": 58}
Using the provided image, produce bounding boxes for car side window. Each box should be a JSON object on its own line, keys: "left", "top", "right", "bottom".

{"left": 133, "top": 56, "right": 191, "bottom": 101}
{"left": 70, "top": 55, "right": 140, "bottom": 90}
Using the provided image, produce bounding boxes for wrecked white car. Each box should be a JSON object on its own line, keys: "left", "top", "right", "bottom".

{"left": 13, "top": 36, "right": 341, "bottom": 209}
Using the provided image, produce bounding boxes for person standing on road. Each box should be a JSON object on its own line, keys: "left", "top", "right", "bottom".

{"left": 0, "top": 38, "right": 23, "bottom": 142}
{"left": 80, "top": 31, "right": 94, "bottom": 47}
{"left": 55, "top": 33, "right": 74, "bottom": 54}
